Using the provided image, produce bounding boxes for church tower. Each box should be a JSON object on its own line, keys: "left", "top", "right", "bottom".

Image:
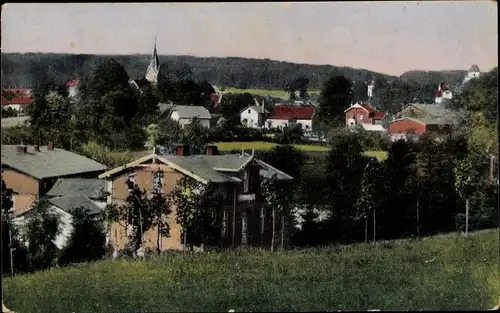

{"left": 145, "top": 37, "right": 160, "bottom": 85}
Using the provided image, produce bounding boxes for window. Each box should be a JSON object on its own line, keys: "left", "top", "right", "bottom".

{"left": 221, "top": 210, "right": 228, "bottom": 238}
{"left": 248, "top": 109, "right": 251, "bottom": 114}
{"left": 241, "top": 211, "right": 248, "bottom": 245}
{"left": 360, "top": 115, "right": 364, "bottom": 120}
{"left": 306, "top": 125, "right": 310, "bottom": 129}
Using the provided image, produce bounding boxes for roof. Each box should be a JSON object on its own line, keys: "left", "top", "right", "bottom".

{"left": 1, "top": 116, "right": 30, "bottom": 128}
{"left": 210, "top": 93, "right": 222, "bottom": 104}
{"left": 268, "top": 105, "right": 315, "bottom": 120}
{"left": 158, "top": 102, "right": 174, "bottom": 114}
{"left": 66, "top": 79, "right": 80, "bottom": 88}
{"left": 1, "top": 145, "right": 108, "bottom": 180}
{"left": 3, "top": 88, "right": 31, "bottom": 95}
{"left": 344, "top": 103, "right": 385, "bottom": 119}
{"left": 46, "top": 178, "right": 106, "bottom": 199}
{"left": 98, "top": 153, "right": 293, "bottom": 184}
{"left": 469, "top": 65, "right": 480, "bottom": 72}
{"left": 390, "top": 116, "right": 458, "bottom": 126}
{"left": 400, "top": 103, "right": 452, "bottom": 118}
{"left": 360, "top": 124, "right": 387, "bottom": 132}
{"left": 48, "top": 195, "right": 104, "bottom": 215}
{"left": 241, "top": 105, "right": 269, "bottom": 115}
{"left": 1, "top": 96, "right": 33, "bottom": 106}
{"left": 171, "top": 105, "right": 211, "bottom": 120}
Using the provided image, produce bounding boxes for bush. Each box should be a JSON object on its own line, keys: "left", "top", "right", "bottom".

{"left": 78, "top": 141, "right": 134, "bottom": 167}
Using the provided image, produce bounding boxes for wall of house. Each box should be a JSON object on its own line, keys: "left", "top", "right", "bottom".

{"left": 266, "top": 118, "right": 312, "bottom": 130}
{"left": 388, "top": 119, "right": 426, "bottom": 135}
{"left": 240, "top": 109, "right": 261, "bottom": 128}
{"left": 345, "top": 107, "right": 372, "bottom": 126}
{"left": 108, "top": 164, "right": 186, "bottom": 251}
{"left": 2, "top": 168, "right": 39, "bottom": 213}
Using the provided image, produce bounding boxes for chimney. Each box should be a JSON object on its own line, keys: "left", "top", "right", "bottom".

{"left": 34, "top": 145, "right": 40, "bottom": 152}
{"left": 47, "top": 142, "right": 54, "bottom": 150}
{"left": 16, "top": 146, "right": 27, "bottom": 153}
{"left": 176, "top": 144, "right": 184, "bottom": 156}
{"left": 206, "top": 145, "right": 219, "bottom": 156}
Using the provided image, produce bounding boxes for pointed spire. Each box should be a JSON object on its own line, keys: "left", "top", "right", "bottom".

{"left": 145, "top": 37, "right": 160, "bottom": 84}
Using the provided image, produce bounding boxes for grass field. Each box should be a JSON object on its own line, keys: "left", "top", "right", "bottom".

{"left": 3, "top": 229, "right": 499, "bottom": 312}
{"left": 213, "top": 141, "right": 388, "bottom": 160}
{"left": 221, "top": 87, "right": 321, "bottom": 99}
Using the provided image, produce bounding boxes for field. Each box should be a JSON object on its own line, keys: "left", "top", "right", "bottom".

{"left": 3, "top": 229, "right": 499, "bottom": 312}
{"left": 213, "top": 141, "right": 389, "bottom": 160}
{"left": 221, "top": 87, "right": 321, "bottom": 99}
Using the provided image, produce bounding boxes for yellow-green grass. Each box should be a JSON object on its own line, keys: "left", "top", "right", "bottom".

{"left": 221, "top": 87, "right": 320, "bottom": 99}
{"left": 4, "top": 229, "right": 499, "bottom": 312}
{"left": 213, "top": 141, "right": 388, "bottom": 160}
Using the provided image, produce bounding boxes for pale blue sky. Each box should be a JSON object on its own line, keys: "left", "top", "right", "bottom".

{"left": 1, "top": 2, "right": 497, "bottom": 76}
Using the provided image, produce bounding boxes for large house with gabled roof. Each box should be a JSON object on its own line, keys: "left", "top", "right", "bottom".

{"left": 97, "top": 144, "right": 293, "bottom": 251}
{"left": 1, "top": 144, "right": 108, "bottom": 214}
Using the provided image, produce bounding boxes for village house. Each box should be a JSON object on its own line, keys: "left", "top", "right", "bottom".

{"left": 170, "top": 105, "right": 211, "bottom": 128}
{"left": 97, "top": 145, "right": 293, "bottom": 251}
{"left": 2, "top": 88, "right": 31, "bottom": 97}
{"left": 12, "top": 194, "right": 105, "bottom": 250}
{"left": 344, "top": 102, "right": 386, "bottom": 129}
{"left": 266, "top": 104, "right": 315, "bottom": 131}
{"left": 1, "top": 94, "right": 32, "bottom": 115}
{"left": 387, "top": 103, "right": 462, "bottom": 138}
{"left": 1, "top": 144, "right": 108, "bottom": 214}
{"left": 434, "top": 82, "right": 453, "bottom": 104}
{"left": 240, "top": 98, "right": 269, "bottom": 129}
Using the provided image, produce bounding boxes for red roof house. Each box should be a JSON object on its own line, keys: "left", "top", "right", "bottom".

{"left": 344, "top": 102, "right": 386, "bottom": 127}
{"left": 2, "top": 88, "right": 31, "bottom": 96}
{"left": 66, "top": 79, "right": 80, "bottom": 88}
{"left": 1, "top": 96, "right": 33, "bottom": 106}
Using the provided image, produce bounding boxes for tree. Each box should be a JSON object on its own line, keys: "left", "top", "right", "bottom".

{"left": 181, "top": 118, "right": 210, "bottom": 155}
{"left": 262, "top": 144, "right": 305, "bottom": 180}
{"left": 354, "top": 160, "right": 382, "bottom": 243}
{"left": 22, "top": 200, "right": 61, "bottom": 272}
{"left": 171, "top": 177, "right": 224, "bottom": 250}
{"left": 149, "top": 187, "right": 173, "bottom": 253}
{"left": 58, "top": 207, "right": 107, "bottom": 266}
{"left": 317, "top": 75, "right": 353, "bottom": 125}
{"left": 1, "top": 179, "right": 27, "bottom": 276}
{"left": 80, "top": 58, "right": 132, "bottom": 102}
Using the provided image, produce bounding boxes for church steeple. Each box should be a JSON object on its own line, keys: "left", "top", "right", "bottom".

{"left": 145, "top": 37, "right": 160, "bottom": 85}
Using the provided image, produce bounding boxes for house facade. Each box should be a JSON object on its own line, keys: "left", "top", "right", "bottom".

{"left": 266, "top": 104, "right": 315, "bottom": 131}
{"left": 170, "top": 105, "right": 211, "bottom": 128}
{"left": 240, "top": 99, "right": 268, "bottom": 129}
{"left": 463, "top": 65, "right": 481, "bottom": 85}
{"left": 66, "top": 79, "right": 80, "bottom": 100}
{"left": 434, "top": 82, "right": 453, "bottom": 104}
{"left": 1, "top": 144, "right": 108, "bottom": 214}
{"left": 98, "top": 145, "right": 293, "bottom": 251}
{"left": 1, "top": 95, "right": 32, "bottom": 113}
{"left": 344, "top": 103, "right": 386, "bottom": 128}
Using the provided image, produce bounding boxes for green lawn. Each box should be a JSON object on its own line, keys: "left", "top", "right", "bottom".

{"left": 3, "top": 230, "right": 499, "bottom": 312}
{"left": 213, "top": 141, "right": 388, "bottom": 160}
{"left": 221, "top": 87, "right": 320, "bottom": 99}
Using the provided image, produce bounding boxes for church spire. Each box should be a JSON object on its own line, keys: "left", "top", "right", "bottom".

{"left": 145, "top": 37, "right": 160, "bottom": 84}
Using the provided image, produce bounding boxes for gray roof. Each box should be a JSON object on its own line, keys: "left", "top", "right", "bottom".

{"left": 158, "top": 102, "right": 174, "bottom": 114}
{"left": 46, "top": 178, "right": 106, "bottom": 199}
{"left": 171, "top": 105, "right": 211, "bottom": 119}
{"left": 162, "top": 153, "right": 293, "bottom": 183}
{"left": 408, "top": 104, "right": 449, "bottom": 117}
{"left": 48, "top": 195, "right": 104, "bottom": 215}
{"left": 1, "top": 145, "right": 108, "bottom": 179}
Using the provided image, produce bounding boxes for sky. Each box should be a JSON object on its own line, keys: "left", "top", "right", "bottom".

{"left": 1, "top": 2, "right": 497, "bottom": 76}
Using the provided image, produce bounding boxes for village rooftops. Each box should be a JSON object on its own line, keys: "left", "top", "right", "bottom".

{"left": 269, "top": 104, "right": 315, "bottom": 120}
{"left": 1, "top": 95, "right": 33, "bottom": 106}
{"left": 48, "top": 195, "right": 104, "bottom": 215}
{"left": 98, "top": 153, "right": 293, "bottom": 184}
{"left": 46, "top": 178, "right": 106, "bottom": 199}
{"left": 171, "top": 105, "right": 211, "bottom": 120}
{"left": 1, "top": 145, "right": 108, "bottom": 180}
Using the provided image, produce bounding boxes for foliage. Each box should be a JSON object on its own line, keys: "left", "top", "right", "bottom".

{"left": 180, "top": 118, "right": 210, "bottom": 155}
{"left": 262, "top": 144, "right": 305, "bottom": 180}
{"left": 171, "top": 177, "right": 224, "bottom": 248}
{"left": 354, "top": 160, "right": 382, "bottom": 222}
{"left": 317, "top": 75, "right": 353, "bottom": 125}
{"left": 77, "top": 141, "right": 134, "bottom": 167}
{"left": 22, "top": 200, "right": 61, "bottom": 272}
{"left": 58, "top": 207, "right": 107, "bottom": 266}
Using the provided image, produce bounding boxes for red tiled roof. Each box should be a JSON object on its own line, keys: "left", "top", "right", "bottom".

{"left": 373, "top": 111, "right": 386, "bottom": 119}
{"left": 210, "top": 93, "right": 221, "bottom": 104}
{"left": 269, "top": 105, "right": 315, "bottom": 120}
{"left": 1, "top": 96, "right": 33, "bottom": 106}
{"left": 66, "top": 79, "right": 80, "bottom": 87}
{"left": 357, "top": 103, "right": 385, "bottom": 119}
{"left": 435, "top": 90, "right": 442, "bottom": 97}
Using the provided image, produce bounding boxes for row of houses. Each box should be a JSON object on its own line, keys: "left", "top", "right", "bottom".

{"left": 1, "top": 143, "right": 294, "bottom": 251}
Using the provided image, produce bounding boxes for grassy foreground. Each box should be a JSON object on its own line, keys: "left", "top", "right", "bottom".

{"left": 3, "top": 230, "right": 499, "bottom": 312}
{"left": 221, "top": 87, "right": 320, "bottom": 99}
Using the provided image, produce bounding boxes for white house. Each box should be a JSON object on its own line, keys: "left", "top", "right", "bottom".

{"left": 66, "top": 79, "right": 80, "bottom": 100}
{"left": 1, "top": 95, "right": 32, "bottom": 113}
{"left": 266, "top": 104, "right": 316, "bottom": 131}
{"left": 170, "top": 105, "right": 211, "bottom": 128}
{"left": 240, "top": 99, "right": 269, "bottom": 129}
{"left": 434, "top": 82, "right": 453, "bottom": 104}
{"left": 12, "top": 195, "right": 105, "bottom": 250}
{"left": 463, "top": 65, "right": 481, "bottom": 85}
{"left": 367, "top": 80, "right": 375, "bottom": 99}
